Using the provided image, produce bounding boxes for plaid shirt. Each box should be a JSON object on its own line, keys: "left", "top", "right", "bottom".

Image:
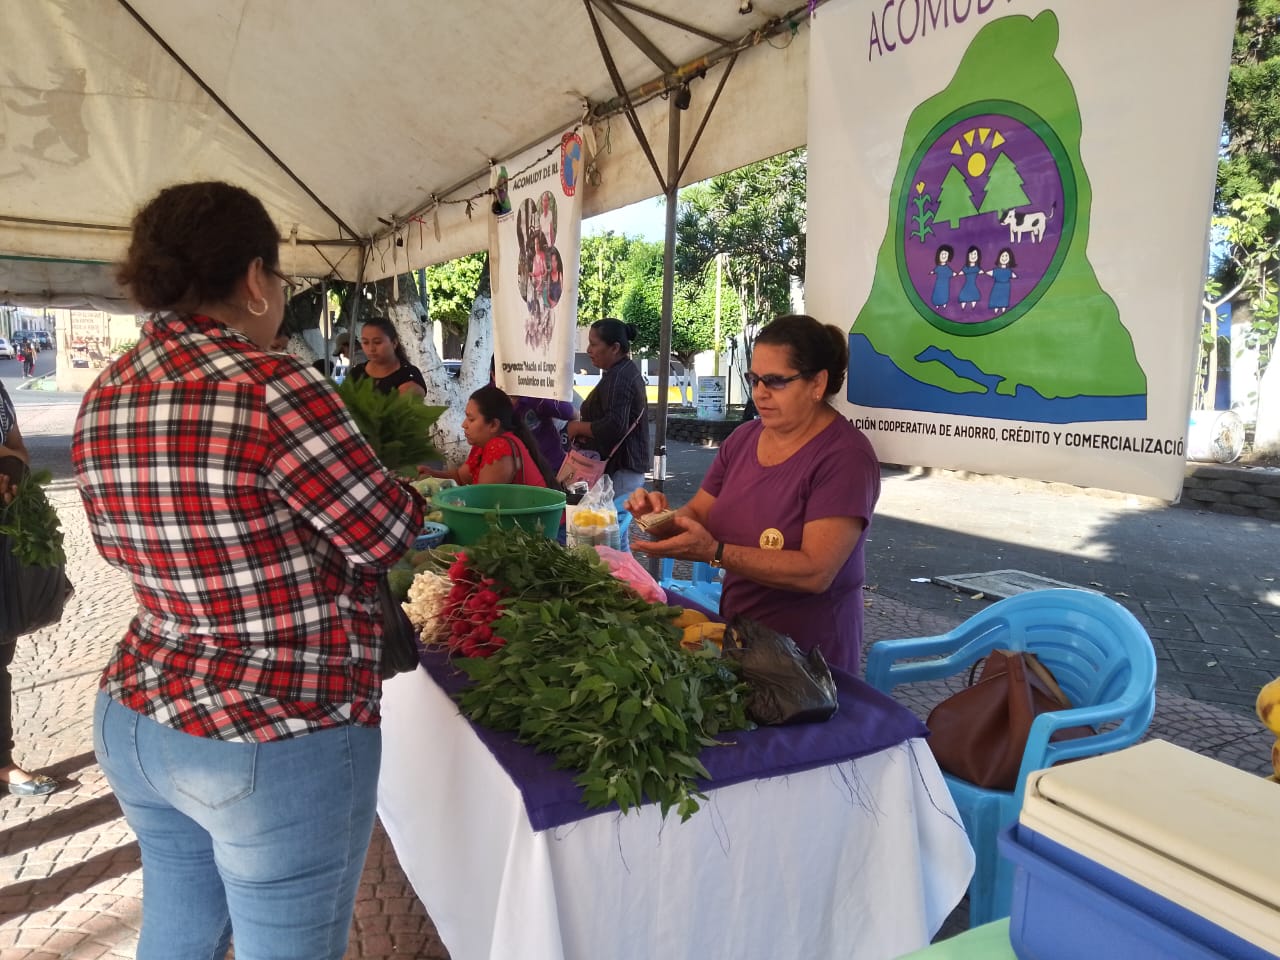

{"left": 72, "top": 314, "right": 423, "bottom": 742}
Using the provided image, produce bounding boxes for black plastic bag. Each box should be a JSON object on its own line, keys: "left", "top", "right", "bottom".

{"left": 0, "top": 534, "right": 72, "bottom": 640}
{"left": 722, "top": 616, "right": 839, "bottom": 725}
{"left": 377, "top": 572, "right": 420, "bottom": 679}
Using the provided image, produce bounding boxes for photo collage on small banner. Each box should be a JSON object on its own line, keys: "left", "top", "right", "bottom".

{"left": 490, "top": 129, "right": 586, "bottom": 403}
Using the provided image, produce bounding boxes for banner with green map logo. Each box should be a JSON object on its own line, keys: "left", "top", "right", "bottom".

{"left": 805, "top": 1, "right": 1235, "bottom": 499}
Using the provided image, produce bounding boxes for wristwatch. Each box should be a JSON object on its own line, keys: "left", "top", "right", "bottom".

{"left": 709, "top": 541, "right": 725, "bottom": 569}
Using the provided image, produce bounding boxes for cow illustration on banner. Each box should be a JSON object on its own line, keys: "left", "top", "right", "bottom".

{"left": 490, "top": 129, "right": 584, "bottom": 402}
{"left": 805, "top": 1, "right": 1236, "bottom": 500}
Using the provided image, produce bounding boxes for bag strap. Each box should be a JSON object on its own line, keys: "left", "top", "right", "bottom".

{"left": 604, "top": 411, "right": 645, "bottom": 459}
{"left": 966, "top": 649, "right": 1072, "bottom": 709}
{"left": 1023, "top": 652, "right": 1073, "bottom": 708}
{"left": 503, "top": 434, "right": 524, "bottom": 483}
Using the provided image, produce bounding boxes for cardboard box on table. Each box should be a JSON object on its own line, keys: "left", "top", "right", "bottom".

{"left": 999, "top": 740, "right": 1280, "bottom": 960}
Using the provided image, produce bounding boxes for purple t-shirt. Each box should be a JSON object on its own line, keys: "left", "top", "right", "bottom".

{"left": 703, "top": 416, "right": 880, "bottom": 674}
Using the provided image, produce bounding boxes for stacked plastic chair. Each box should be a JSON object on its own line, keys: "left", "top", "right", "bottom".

{"left": 865, "top": 588, "right": 1157, "bottom": 926}
{"left": 657, "top": 558, "right": 723, "bottom": 613}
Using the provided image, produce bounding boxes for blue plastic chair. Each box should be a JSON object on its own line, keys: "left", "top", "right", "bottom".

{"left": 865, "top": 588, "right": 1156, "bottom": 927}
{"left": 658, "top": 558, "right": 723, "bottom": 612}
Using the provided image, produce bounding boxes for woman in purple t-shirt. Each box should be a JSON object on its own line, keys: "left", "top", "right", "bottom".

{"left": 626, "top": 315, "right": 880, "bottom": 675}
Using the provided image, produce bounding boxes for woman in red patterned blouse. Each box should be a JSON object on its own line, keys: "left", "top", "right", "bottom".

{"left": 424, "top": 384, "right": 553, "bottom": 487}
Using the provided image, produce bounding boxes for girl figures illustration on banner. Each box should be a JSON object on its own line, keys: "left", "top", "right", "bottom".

{"left": 986, "top": 247, "right": 1017, "bottom": 314}
{"left": 958, "top": 245, "right": 982, "bottom": 309}
{"left": 930, "top": 244, "right": 954, "bottom": 308}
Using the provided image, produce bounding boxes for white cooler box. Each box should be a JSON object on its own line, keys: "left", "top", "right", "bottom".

{"left": 998, "top": 739, "right": 1280, "bottom": 960}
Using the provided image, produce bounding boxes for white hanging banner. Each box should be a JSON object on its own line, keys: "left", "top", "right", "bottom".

{"left": 805, "top": 1, "right": 1236, "bottom": 500}
{"left": 490, "top": 129, "right": 585, "bottom": 402}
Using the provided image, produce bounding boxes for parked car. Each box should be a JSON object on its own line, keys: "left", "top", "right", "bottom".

{"left": 32, "top": 331, "right": 53, "bottom": 349}
{"left": 0, "top": 337, "right": 14, "bottom": 360}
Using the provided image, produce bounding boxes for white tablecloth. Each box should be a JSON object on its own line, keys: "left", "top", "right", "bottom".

{"left": 377, "top": 666, "right": 974, "bottom": 960}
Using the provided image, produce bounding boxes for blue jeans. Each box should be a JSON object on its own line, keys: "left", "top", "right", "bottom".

{"left": 610, "top": 468, "right": 646, "bottom": 548}
{"left": 94, "top": 690, "right": 380, "bottom": 960}
{"left": 610, "top": 468, "right": 646, "bottom": 503}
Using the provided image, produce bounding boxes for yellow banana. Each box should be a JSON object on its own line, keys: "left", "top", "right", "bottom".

{"left": 680, "top": 621, "right": 726, "bottom": 649}
{"left": 670, "top": 608, "right": 709, "bottom": 629}
{"left": 1256, "top": 678, "right": 1280, "bottom": 736}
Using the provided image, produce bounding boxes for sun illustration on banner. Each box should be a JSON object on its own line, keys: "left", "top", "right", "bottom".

{"left": 952, "top": 126, "right": 1006, "bottom": 178}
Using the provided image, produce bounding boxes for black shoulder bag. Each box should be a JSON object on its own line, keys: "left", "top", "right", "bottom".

{"left": 377, "top": 574, "right": 420, "bottom": 679}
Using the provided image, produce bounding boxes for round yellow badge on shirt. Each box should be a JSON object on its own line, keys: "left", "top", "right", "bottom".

{"left": 759, "top": 528, "right": 784, "bottom": 550}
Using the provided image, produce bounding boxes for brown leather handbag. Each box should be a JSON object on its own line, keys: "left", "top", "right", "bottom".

{"left": 926, "top": 649, "right": 1092, "bottom": 791}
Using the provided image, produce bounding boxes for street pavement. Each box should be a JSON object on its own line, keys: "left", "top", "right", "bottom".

{"left": 1, "top": 397, "right": 1275, "bottom": 958}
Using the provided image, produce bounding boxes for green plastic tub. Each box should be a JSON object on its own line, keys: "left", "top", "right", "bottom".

{"left": 434, "top": 483, "right": 566, "bottom": 545}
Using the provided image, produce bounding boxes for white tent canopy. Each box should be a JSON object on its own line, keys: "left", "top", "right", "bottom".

{"left": 0, "top": 0, "right": 812, "bottom": 310}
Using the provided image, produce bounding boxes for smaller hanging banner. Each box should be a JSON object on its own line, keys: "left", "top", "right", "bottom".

{"left": 490, "top": 129, "right": 585, "bottom": 402}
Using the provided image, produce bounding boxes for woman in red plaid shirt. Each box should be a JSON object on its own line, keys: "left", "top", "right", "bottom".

{"left": 72, "top": 182, "right": 423, "bottom": 960}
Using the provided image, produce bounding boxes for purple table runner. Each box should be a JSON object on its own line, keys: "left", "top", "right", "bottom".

{"left": 417, "top": 643, "right": 928, "bottom": 832}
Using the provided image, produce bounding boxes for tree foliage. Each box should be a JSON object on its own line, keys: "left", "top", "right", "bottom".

{"left": 578, "top": 231, "right": 643, "bottom": 325}
{"left": 1220, "top": 1, "right": 1280, "bottom": 212}
{"left": 1201, "top": 5, "right": 1280, "bottom": 430}
{"left": 424, "top": 254, "right": 487, "bottom": 331}
{"left": 674, "top": 149, "right": 806, "bottom": 371}
{"left": 619, "top": 243, "right": 743, "bottom": 367}
{"left": 1201, "top": 182, "right": 1280, "bottom": 408}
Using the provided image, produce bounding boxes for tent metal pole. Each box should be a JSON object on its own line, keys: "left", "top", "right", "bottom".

{"left": 654, "top": 96, "right": 680, "bottom": 499}
{"left": 349, "top": 251, "right": 366, "bottom": 365}
{"left": 320, "top": 279, "right": 331, "bottom": 375}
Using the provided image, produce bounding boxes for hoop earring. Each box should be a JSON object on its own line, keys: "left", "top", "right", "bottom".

{"left": 247, "top": 297, "right": 268, "bottom": 317}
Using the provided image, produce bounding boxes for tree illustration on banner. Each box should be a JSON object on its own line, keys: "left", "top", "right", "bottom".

{"left": 979, "top": 152, "right": 1032, "bottom": 216}
{"left": 936, "top": 165, "right": 979, "bottom": 228}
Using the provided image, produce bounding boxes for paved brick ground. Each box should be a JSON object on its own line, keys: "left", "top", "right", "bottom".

{"left": 2, "top": 400, "right": 1274, "bottom": 958}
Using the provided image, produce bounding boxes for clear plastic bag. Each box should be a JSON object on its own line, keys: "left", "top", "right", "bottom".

{"left": 565, "top": 475, "right": 619, "bottom": 550}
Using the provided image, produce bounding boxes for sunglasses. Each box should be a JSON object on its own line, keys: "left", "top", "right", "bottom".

{"left": 270, "top": 267, "right": 299, "bottom": 296}
{"left": 745, "top": 371, "right": 807, "bottom": 391}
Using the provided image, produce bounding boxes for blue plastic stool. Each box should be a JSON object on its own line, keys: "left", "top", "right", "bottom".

{"left": 865, "top": 589, "right": 1157, "bottom": 927}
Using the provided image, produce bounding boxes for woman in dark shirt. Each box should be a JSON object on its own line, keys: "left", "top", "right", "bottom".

{"left": 566, "top": 319, "right": 649, "bottom": 537}
{"left": 0, "top": 382, "right": 56, "bottom": 797}
{"left": 347, "top": 317, "right": 428, "bottom": 397}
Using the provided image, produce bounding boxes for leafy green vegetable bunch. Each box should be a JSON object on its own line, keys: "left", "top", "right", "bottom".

{"left": 452, "top": 525, "right": 751, "bottom": 821}
{"left": 0, "top": 469, "right": 66, "bottom": 568}
{"left": 335, "top": 375, "right": 445, "bottom": 475}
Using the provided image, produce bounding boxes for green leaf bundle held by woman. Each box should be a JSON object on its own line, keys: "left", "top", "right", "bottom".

{"left": 71, "top": 180, "right": 423, "bottom": 960}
